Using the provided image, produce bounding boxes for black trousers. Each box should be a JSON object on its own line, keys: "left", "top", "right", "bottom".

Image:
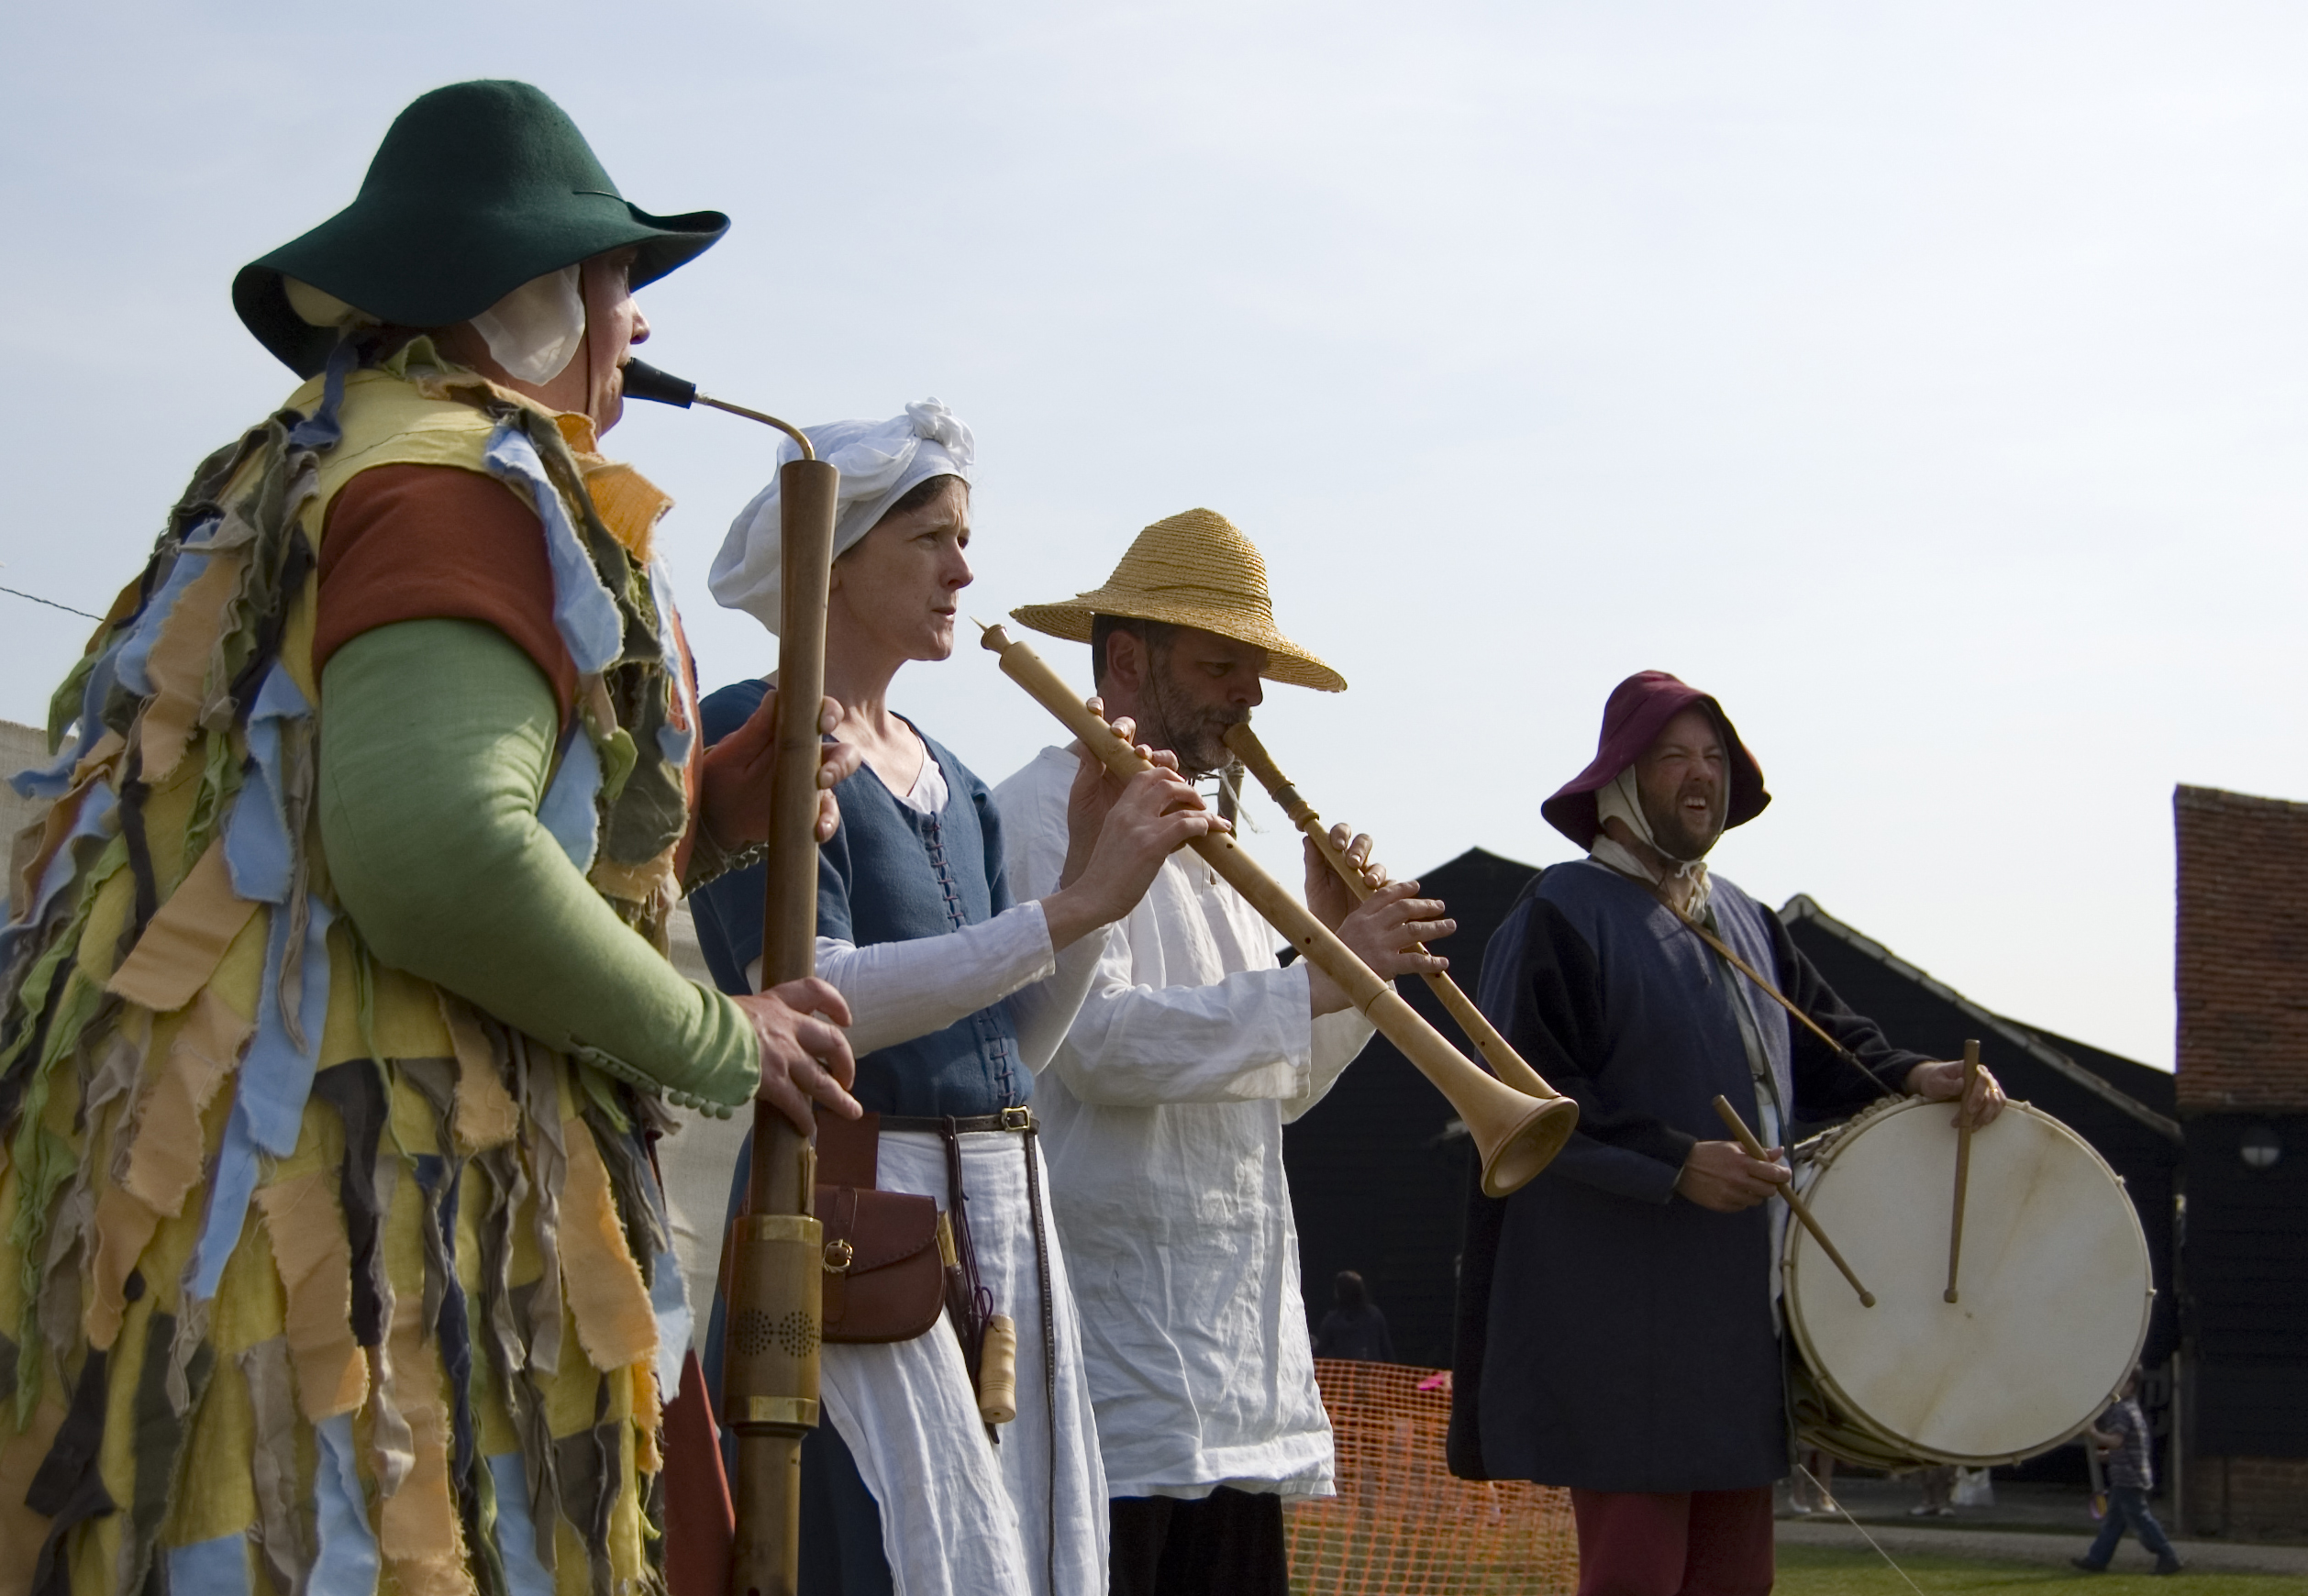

{"left": 1109, "top": 1488, "right": 1289, "bottom": 1596}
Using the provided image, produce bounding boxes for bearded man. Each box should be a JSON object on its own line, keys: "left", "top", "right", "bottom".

{"left": 1448, "top": 671, "right": 2003, "bottom": 1596}
{"left": 993, "top": 510, "right": 1448, "bottom": 1596}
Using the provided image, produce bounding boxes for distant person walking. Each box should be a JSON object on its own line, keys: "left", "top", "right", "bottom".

{"left": 2072, "top": 1369, "right": 2183, "bottom": 1576}
{"left": 1314, "top": 1271, "right": 1396, "bottom": 1362}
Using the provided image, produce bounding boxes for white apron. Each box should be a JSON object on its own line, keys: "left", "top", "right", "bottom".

{"left": 821, "top": 1126, "right": 1109, "bottom": 1596}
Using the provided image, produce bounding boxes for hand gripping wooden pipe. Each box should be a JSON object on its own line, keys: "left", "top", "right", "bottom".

{"left": 1220, "top": 723, "right": 1558, "bottom": 1102}
{"left": 627, "top": 360, "right": 831, "bottom": 1596}
{"left": 978, "top": 623, "right": 1579, "bottom": 1195}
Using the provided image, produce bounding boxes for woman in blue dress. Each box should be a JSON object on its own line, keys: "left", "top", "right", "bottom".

{"left": 693, "top": 400, "right": 1215, "bottom": 1595}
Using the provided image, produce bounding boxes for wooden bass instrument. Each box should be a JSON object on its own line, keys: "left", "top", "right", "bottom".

{"left": 977, "top": 623, "right": 1577, "bottom": 1196}
{"left": 625, "top": 360, "right": 833, "bottom": 1596}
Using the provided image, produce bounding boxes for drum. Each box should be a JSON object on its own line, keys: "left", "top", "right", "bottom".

{"left": 1782, "top": 1095, "right": 2153, "bottom": 1469}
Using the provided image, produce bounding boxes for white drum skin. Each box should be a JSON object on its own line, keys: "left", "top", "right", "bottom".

{"left": 1785, "top": 1097, "right": 2153, "bottom": 1468}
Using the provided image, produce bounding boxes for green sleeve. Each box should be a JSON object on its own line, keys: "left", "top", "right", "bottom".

{"left": 318, "top": 618, "right": 759, "bottom": 1109}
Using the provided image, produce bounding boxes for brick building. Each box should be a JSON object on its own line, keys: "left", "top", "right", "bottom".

{"left": 2173, "top": 784, "right": 2308, "bottom": 1539}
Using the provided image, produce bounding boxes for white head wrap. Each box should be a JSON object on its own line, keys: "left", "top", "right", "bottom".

{"left": 709, "top": 399, "right": 976, "bottom": 635}
{"left": 1590, "top": 765, "right": 1714, "bottom": 920}
{"left": 469, "top": 264, "right": 587, "bottom": 383}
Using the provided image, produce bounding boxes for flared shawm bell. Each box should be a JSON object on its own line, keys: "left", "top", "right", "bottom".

{"left": 233, "top": 80, "right": 728, "bottom": 376}
{"left": 1011, "top": 508, "right": 1346, "bottom": 693}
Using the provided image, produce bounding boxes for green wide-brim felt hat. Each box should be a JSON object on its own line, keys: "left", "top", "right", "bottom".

{"left": 234, "top": 80, "right": 729, "bottom": 376}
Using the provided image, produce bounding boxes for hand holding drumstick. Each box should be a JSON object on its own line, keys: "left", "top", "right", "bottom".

{"left": 1903, "top": 1054, "right": 2007, "bottom": 1129}
{"left": 1711, "top": 1094, "right": 1876, "bottom": 1308}
{"left": 1674, "top": 1137, "right": 1792, "bottom": 1213}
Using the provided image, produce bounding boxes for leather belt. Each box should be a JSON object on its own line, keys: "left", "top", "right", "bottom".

{"left": 880, "top": 1108, "right": 1036, "bottom": 1135}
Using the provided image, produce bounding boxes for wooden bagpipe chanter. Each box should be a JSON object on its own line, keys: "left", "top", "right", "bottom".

{"left": 624, "top": 360, "right": 836, "bottom": 1596}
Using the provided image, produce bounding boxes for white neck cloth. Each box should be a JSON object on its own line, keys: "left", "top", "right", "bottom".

{"left": 469, "top": 265, "right": 586, "bottom": 384}
{"left": 1590, "top": 765, "right": 1714, "bottom": 920}
{"left": 710, "top": 400, "right": 977, "bottom": 636}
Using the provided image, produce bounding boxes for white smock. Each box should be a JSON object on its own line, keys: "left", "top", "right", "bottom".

{"left": 993, "top": 744, "right": 1376, "bottom": 1501}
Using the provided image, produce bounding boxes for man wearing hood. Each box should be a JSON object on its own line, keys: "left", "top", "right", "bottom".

{"left": 1447, "top": 671, "right": 2003, "bottom": 1596}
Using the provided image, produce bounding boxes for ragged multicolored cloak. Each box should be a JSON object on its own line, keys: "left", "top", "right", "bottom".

{"left": 0, "top": 346, "right": 753, "bottom": 1596}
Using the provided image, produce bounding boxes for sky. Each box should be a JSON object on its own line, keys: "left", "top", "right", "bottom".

{"left": 6, "top": 2, "right": 2305, "bottom": 1070}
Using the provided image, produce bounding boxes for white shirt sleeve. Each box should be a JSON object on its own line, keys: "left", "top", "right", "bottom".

{"left": 744, "top": 903, "right": 1060, "bottom": 1058}
{"left": 1000, "top": 744, "right": 1351, "bottom": 1108}
{"left": 1287, "top": 1007, "right": 1378, "bottom": 1124}
{"left": 1010, "top": 925, "right": 1108, "bottom": 1074}
{"left": 1057, "top": 943, "right": 1322, "bottom": 1106}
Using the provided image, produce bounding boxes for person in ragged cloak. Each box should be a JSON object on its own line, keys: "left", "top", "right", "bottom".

{"left": 691, "top": 407, "right": 1220, "bottom": 1596}
{"left": 1447, "top": 670, "right": 2004, "bottom": 1596}
{"left": 0, "top": 81, "right": 863, "bottom": 1595}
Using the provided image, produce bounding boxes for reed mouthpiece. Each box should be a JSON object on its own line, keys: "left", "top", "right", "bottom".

{"left": 618, "top": 359, "right": 697, "bottom": 408}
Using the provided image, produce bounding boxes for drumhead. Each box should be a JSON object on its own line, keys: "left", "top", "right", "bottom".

{"left": 1785, "top": 1098, "right": 2152, "bottom": 1466}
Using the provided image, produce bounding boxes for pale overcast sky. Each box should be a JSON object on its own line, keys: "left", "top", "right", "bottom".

{"left": 6, "top": 3, "right": 2305, "bottom": 1070}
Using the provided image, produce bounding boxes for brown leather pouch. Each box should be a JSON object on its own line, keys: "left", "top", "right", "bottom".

{"left": 814, "top": 1112, "right": 949, "bottom": 1345}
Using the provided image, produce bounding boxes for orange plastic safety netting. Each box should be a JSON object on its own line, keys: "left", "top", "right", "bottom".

{"left": 1286, "top": 1360, "right": 1578, "bottom": 1595}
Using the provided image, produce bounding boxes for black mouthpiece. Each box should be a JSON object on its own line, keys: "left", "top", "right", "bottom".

{"left": 620, "top": 359, "right": 697, "bottom": 408}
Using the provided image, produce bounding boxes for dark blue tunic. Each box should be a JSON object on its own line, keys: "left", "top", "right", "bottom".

{"left": 1447, "top": 859, "right": 1922, "bottom": 1492}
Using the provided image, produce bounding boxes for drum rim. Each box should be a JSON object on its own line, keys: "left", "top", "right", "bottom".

{"left": 1784, "top": 1097, "right": 2155, "bottom": 1469}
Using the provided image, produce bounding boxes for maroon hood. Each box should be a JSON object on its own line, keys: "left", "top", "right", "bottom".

{"left": 1541, "top": 670, "right": 1770, "bottom": 849}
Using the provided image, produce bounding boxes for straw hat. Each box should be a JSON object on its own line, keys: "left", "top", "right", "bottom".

{"left": 1011, "top": 508, "right": 1347, "bottom": 693}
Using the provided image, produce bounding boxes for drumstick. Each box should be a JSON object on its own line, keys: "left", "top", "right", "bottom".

{"left": 1944, "top": 1038, "right": 1981, "bottom": 1304}
{"left": 1711, "top": 1094, "right": 1876, "bottom": 1308}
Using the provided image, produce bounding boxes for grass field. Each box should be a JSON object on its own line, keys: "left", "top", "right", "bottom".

{"left": 1282, "top": 1537, "right": 2301, "bottom": 1595}
{"left": 1776, "top": 1545, "right": 2301, "bottom": 1596}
